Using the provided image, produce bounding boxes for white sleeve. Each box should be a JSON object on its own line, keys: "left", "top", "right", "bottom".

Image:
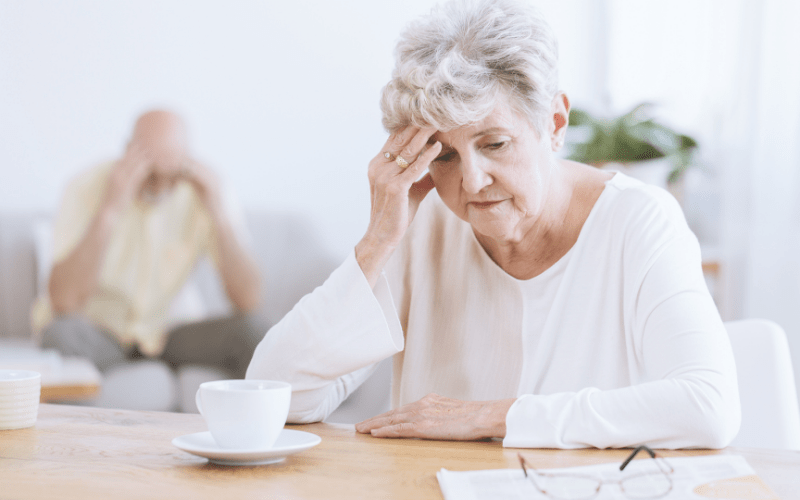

{"left": 504, "top": 232, "right": 741, "bottom": 449}
{"left": 245, "top": 251, "right": 405, "bottom": 423}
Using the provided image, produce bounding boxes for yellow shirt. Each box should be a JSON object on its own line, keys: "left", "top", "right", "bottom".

{"left": 32, "top": 162, "right": 219, "bottom": 356}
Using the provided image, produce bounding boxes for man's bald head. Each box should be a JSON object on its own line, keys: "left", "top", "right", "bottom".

{"left": 128, "top": 110, "right": 191, "bottom": 200}
{"left": 130, "top": 110, "right": 189, "bottom": 177}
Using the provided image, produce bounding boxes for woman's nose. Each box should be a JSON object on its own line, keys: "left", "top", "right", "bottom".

{"left": 460, "top": 155, "right": 492, "bottom": 194}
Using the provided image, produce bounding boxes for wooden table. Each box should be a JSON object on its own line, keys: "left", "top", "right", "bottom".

{"left": 39, "top": 357, "right": 102, "bottom": 402}
{"left": 39, "top": 382, "right": 100, "bottom": 402}
{"left": 0, "top": 350, "right": 101, "bottom": 403}
{"left": 1, "top": 404, "right": 798, "bottom": 499}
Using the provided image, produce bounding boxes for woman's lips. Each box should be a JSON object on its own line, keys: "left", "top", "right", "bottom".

{"left": 469, "top": 200, "right": 504, "bottom": 210}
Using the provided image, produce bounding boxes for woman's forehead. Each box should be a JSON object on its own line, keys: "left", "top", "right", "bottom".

{"left": 430, "top": 104, "right": 525, "bottom": 145}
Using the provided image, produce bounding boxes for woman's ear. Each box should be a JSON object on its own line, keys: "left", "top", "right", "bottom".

{"left": 550, "top": 92, "right": 570, "bottom": 152}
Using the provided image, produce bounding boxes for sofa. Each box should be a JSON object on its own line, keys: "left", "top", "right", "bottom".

{"left": 0, "top": 211, "right": 391, "bottom": 423}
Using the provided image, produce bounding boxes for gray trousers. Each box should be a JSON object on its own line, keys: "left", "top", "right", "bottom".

{"left": 40, "top": 314, "right": 268, "bottom": 379}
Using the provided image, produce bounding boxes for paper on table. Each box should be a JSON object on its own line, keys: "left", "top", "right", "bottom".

{"left": 437, "top": 455, "right": 780, "bottom": 500}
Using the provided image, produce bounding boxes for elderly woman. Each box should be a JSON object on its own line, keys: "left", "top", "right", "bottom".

{"left": 247, "top": 0, "right": 740, "bottom": 449}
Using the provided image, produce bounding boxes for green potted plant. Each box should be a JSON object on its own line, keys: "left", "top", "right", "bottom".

{"left": 566, "top": 103, "right": 698, "bottom": 186}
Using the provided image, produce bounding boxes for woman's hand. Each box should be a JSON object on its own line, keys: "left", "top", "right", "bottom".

{"left": 355, "top": 127, "right": 442, "bottom": 287}
{"left": 355, "top": 393, "right": 516, "bottom": 441}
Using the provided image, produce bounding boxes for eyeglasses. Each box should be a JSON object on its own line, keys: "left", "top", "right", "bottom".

{"left": 518, "top": 445, "right": 675, "bottom": 500}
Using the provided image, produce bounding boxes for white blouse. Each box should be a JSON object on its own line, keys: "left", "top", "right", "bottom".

{"left": 247, "top": 173, "right": 741, "bottom": 449}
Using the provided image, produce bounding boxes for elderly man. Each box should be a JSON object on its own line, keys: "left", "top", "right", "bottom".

{"left": 33, "top": 110, "right": 264, "bottom": 402}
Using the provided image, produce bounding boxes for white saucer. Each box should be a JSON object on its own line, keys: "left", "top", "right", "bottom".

{"left": 172, "top": 429, "right": 321, "bottom": 466}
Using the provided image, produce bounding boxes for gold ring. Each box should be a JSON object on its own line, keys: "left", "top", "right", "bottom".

{"left": 383, "top": 152, "right": 395, "bottom": 161}
{"left": 395, "top": 155, "right": 409, "bottom": 169}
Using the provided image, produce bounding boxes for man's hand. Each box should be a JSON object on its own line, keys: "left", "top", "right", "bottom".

{"left": 180, "top": 159, "right": 223, "bottom": 217}
{"left": 104, "top": 143, "right": 152, "bottom": 214}
{"left": 355, "top": 393, "right": 516, "bottom": 441}
{"left": 178, "top": 158, "right": 261, "bottom": 312}
{"left": 50, "top": 145, "right": 152, "bottom": 314}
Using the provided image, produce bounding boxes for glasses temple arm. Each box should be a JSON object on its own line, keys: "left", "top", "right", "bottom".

{"left": 620, "top": 445, "right": 656, "bottom": 471}
{"left": 517, "top": 453, "right": 529, "bottom": 477}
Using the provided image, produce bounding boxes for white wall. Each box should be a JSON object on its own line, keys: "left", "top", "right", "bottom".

{"left": 0, "top": 0, "right": 599, "bottom": 260}
{"left": 3, "top": 0, "right": 800, "bottom": 410}
{"left": 604, "top": 0, "right": 800, "bottom": 398}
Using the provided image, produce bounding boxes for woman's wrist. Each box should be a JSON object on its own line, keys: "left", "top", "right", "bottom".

{"left": 354, "top": 236, "right": 396, "bottom": 288}
{"left": 480, "top": 398, "right": 516, "bottom": 439}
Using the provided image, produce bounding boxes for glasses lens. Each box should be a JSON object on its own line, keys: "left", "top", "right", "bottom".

{"left": 533, "top": 475, "right": 600, "bottom": 500}
{"left": 620, "top": 472, "right": 672, "bottom": 499}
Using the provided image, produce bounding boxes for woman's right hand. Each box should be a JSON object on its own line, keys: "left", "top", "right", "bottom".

{"left": 355, "top": 127, "right": 442, "bottom": 287}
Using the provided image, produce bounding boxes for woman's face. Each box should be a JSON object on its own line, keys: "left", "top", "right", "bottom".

{"left": 428, "top": 99, "right": 560, "bottom": 244}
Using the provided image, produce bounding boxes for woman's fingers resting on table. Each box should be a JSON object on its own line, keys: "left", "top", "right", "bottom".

{"left": 355, "top": 393, "right": 516, "bottom": 441}
{"left": 356, "top": 127, "right": 442, "bottom": 286}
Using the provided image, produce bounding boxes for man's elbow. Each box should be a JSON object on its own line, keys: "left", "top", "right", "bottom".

{"left": 48, "top": 279, "right": 84, "bottom": 315}
{"left": 231, "top": 292, "right": 261, "bottom": 313}
{"left": 229, "top": 278, "right": 262, "bottom": 313}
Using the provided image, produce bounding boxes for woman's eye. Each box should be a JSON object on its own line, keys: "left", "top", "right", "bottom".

{"left": 434, "top": 151, "right": 456, "bottom": 162}
{"left": 487, "top": 141, "right": 506, "bottom": 150}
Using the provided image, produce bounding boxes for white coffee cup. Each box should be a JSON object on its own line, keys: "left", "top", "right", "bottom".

{"left": 0, "top": 370, "right": 41, "bottom": 430}
{"left": 195, "top": 380, "right": 291, "bottom": 450}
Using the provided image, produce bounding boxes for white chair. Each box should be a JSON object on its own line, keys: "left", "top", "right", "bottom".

{"left": 725, "top": 319, "right": 800, "bottom": 450}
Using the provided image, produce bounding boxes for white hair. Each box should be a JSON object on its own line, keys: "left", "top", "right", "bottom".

{"left": 380, "top": 0, "right": 559, "bottom": 134}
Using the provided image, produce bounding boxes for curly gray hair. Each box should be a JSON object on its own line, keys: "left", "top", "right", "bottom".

{"left": 380, "top": 0, "right": 559, "bottom": 135}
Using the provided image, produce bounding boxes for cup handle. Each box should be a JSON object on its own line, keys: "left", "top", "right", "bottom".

{"left": 195, "top": 389, "right": 204, "bottom": 416}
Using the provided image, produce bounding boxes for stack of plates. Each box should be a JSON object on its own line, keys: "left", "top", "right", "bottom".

{"left": 0, "top": 370, "right": 41, "bottom": 430}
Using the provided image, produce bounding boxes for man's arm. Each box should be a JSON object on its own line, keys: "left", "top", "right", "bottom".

{"left": 49, "top": 204, "right": 119, "bottom": 313}
{"left": 48, "top": 146, "right": 152, "bottom": 314}
{"left": 183, "top": 160, "right": 261, "bottom": 312}
{"left": 208, "top": 207, "right": 262, "bottom": 312}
